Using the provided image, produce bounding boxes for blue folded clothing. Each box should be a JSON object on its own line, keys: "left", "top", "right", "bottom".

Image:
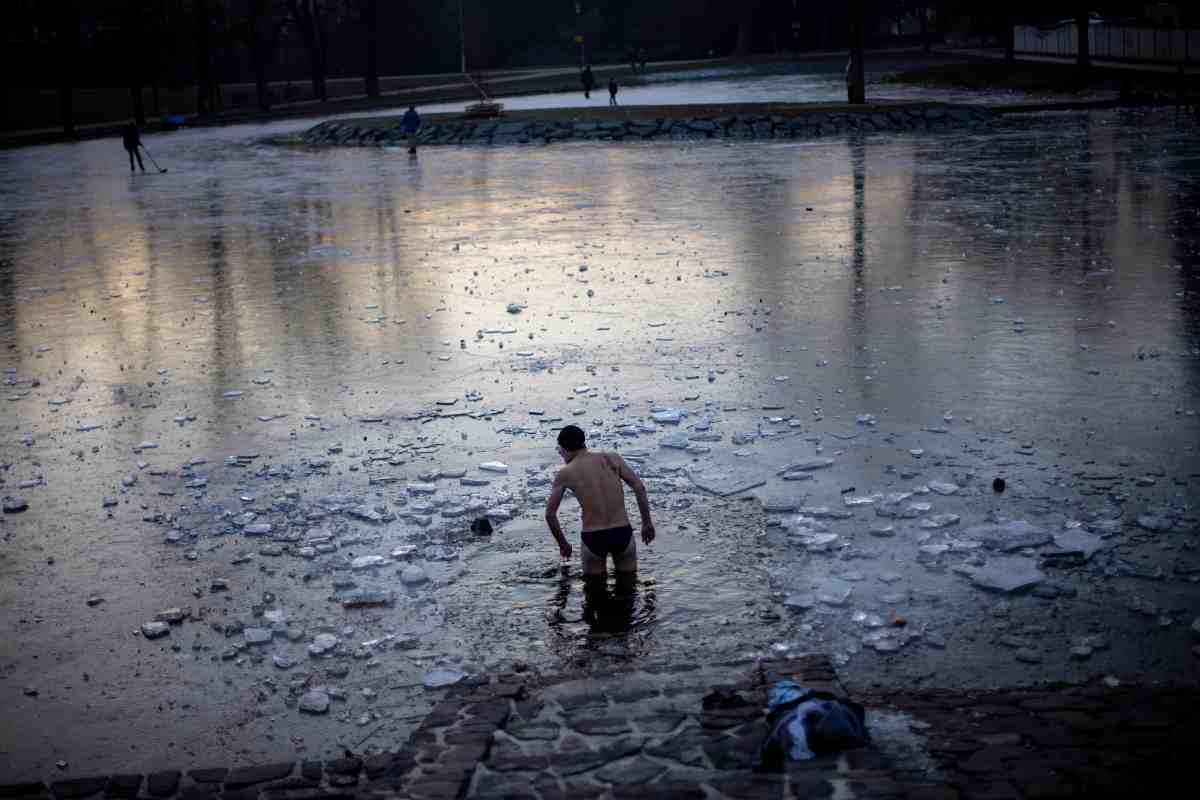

{"left": 758, "top": 680, "right": 869, "bottom": 768}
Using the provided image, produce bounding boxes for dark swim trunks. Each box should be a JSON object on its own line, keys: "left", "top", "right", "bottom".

{"left": 582, "top": 525, "right": 633, "bottom": 559}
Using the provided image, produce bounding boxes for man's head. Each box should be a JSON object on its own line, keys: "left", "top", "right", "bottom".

{"left": 408, "top": 105, "right": 416, "bottom": 111}
{"left": 556, "top": 425, "right": 585, "bottom": 461}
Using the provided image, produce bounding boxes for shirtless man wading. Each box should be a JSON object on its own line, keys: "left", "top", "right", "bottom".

{"left": 545, "top": 425, "right": 655, "bottom": 575}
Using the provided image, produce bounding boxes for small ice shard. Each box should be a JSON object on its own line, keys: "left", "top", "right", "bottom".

{"left": 307, "top": 633, "right": 339, "bottom": 656}
{"left": 298, "top": 690, "right": 330, "bottom": 714}
{"left": 777, "top": 458, "right": 834, "bottom": 473}
{"left": 650, "top": 408, "right": 682, "bottom": 424}
{"left": 660, "top": 432, "right": 689, "bottom": 449}
{"left": 423, "top": 669, "right": 467, "bottom": 689}
{"left": 243, "top": 628, "right": 273, "bottom": 645}
{"left": 401, "top": 565, "right": 429, "bottom": 586}
{"left": 967, "top": 520, "right": 1052, "bottom": 552}
{"left": 919, "top": 514, "right": 960, "bottom": 529}
{"left": 478, "top": 461, "right": 508, "bottom": 473}
{"left": 928, "top": 481, "right": 959, "bottom": 496}
{"left": 244, "top": 523, "right": 272, "bottom": 536}
{"left": 816, "top": 580, "right": 853, "bottom": 606}
{"left": 505, "top": 303, "right": 523, "bottom": 314}
{"left": 350, "top": 555, "right": 388, "bottom": 570}
{"left": 407, "top": 483, "right": 438, "bottom": 495}
{"left": 223, "top": 390, "right": 243, "bottom": 398}
{"left": 960, "top": 557, "right": 1044, "bottom": 593}
{"left": 1051, "top": 530, "right": 1106, "bottom": 561}
{"left": 141, "top": 621, "right": 170, "bottom": 639}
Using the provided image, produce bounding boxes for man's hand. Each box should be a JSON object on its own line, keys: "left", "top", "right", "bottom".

{"left": 558, "top": 539, "right": 573, "bottom": 560}
{"left": 641, "top": 521, "right": 656, "bottom": 545}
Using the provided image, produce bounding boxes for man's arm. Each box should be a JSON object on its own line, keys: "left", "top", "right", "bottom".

{"left": 544, "top": 472, "right": 573, "bottom": 559}
{"left": 614, "top": 454, "right": 655, "bottom": 544}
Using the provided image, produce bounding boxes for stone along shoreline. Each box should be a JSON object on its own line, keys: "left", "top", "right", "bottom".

{"left": 298, "top": 103, "right": 994, "bottom": 148}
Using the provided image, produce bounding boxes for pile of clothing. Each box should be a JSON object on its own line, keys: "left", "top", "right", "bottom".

{"left": 758, "top": 680, "right": 870, "bottom": 770}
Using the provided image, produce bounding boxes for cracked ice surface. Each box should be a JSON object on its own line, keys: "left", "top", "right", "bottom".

{"left": 1, "top": 104, "right": 1199, "bottom": 778}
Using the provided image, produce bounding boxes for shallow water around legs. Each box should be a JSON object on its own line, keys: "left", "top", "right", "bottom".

{"left": 1, "top": 107, "right": 1198, "bottom": 779}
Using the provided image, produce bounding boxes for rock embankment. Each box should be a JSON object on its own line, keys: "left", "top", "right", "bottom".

{"left": 301, "top": 104, "right": 993, "bottom": 147}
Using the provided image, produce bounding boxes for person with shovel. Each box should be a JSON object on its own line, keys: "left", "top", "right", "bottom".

{"left": 122, "top": 123, "right": 145, "bottom": 173}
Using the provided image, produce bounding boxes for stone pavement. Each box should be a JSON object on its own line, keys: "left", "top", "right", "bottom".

{"left": 3, "top": 655, "right": 1195, "bottom": 800}
{"left": 368, "top": 654, "right": 902, "bottom": 800}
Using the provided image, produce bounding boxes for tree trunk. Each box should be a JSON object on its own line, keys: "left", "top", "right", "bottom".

{"left": 1005, "top": 12, "right": 1015, "bottom": 63}
{"left": 363, "top": 0, "right": 379, "bottom": 97}
{"left": 919, "top": 5, "right": 931, "bottom": 54}
{"left": 58, "top": 1, "right": 79, "bottom": 136}
{"left": 847, "top": 0, "right": 866, "bottom": 104}
{"left": 289, "top": 0, "right": 329, "bottom": 103}
{"left": 126, "top": 0, "right": 146, "bottom": 126}
{"left": 248, "top": 0, "right": 271, "bottom": 110}
{"left": 1075, "top": 9, "right": 1090, "bottom": 70}
{"left": 196, "top": 0, "right": 213, "bottom": 115}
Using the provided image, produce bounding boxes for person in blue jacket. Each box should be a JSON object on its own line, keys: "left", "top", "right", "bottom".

{"left": 401, "top": 106, "right": 421, "bottom": 155}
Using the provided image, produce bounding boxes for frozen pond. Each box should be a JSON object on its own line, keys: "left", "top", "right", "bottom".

{"left": 416, "top": 57, "right": 1110, "bottom": 115}
{"left": 1, "top": 97, "right": 1199, "bottom": 780}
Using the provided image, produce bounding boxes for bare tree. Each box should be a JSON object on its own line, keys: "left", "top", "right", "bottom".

{"left": 1075, "top": 7, "right": 1090, "bottom": 71}
{"left": 847, "top": 0, "right": 866, "bottom": 104}
{"left": 239, "top": 0, "right": 288, "bottom": 111}
{"left": 124, "top": 0, "right": 148, "bottom": 126}
{"left": 357, "top": 0, "right": 380, "bottom": 98}
{"left": 286, "top": 0, "right": 331, "bottom": 103}
{"left": 1005, "top": 11, "right": 1015, "bottom": 63}
{"left": 195, "top": 0, "right": 214, "bottom": 114}
{"left": 56, "top": 1, "right": 80, "bottom": 136}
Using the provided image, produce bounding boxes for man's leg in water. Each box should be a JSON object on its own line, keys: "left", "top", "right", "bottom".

{"left": 612, "top": 536, "right": 637, "bottom": 574}
{"left": 134, "top": 149, "right": 145, "bottom": 172}
{"left": 580, "top": 539, "right": 607, "bottom": 577}
{"left": 127, "top": 149, "right": 135, "bottom": 172}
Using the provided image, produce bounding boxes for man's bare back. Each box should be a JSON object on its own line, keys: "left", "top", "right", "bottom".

{"left": 545, "top": 426, "right": 655, "bottom": 575}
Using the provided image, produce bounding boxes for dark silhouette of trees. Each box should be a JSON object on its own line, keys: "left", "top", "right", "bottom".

{"left": 286, "top": 0, "right": 332, "bottom": 102}
{"left": 56, "top": 1, "right": 81, "bottom": 136}
{"left": 123, "top": 0, "right": 148, "bottom": 126}
{"left": 195, "top": 0, "right": 215, "bottom": 114}
{"left": 236, "top": 0, "right": 289, "bottom": 110}
{"left": 1075, "top": 6, "right": 1090, "bottom": 70}
{"left": 357, "top": 0, "right": 380, "bottom": 97}
{"left": 847, "top": 0, "right": 866, "bottom": 104}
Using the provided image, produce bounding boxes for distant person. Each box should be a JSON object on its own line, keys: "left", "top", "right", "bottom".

{"left": 608, "top": 77, "right": 619, "bottom": 106}
{"left": 628, "top": 47, "right": 638, "bottom": 73}
{"left": 401, "top": 105, "right": 421, "bottom": 155}
{"left": 122, "top": 123, "right": 145, "bottom": 173}
{"left": 581, "top": 65, "right": 595, "bottom": 99}
{"left": 544, "top": 425, "right": 655, "bottom": 578}
{"left": 638, "top": 47, "right": 648, "bottom": 72}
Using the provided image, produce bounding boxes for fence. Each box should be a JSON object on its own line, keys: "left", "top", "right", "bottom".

{"left": 1015, "top": 23, "right": 1199, "bottom": 64}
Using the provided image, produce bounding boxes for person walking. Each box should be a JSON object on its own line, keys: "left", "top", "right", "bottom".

{"left": 581, "top": 65, "right": 595, "bottom": 99}
{"left": 401, "top": 105, "right": 421, "bottom": 155}
{"left": 608, "top": 77, "right": 619, "bottom": 106}
{"left": 122, "top": 123, "right": 145, "bottom": 173}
